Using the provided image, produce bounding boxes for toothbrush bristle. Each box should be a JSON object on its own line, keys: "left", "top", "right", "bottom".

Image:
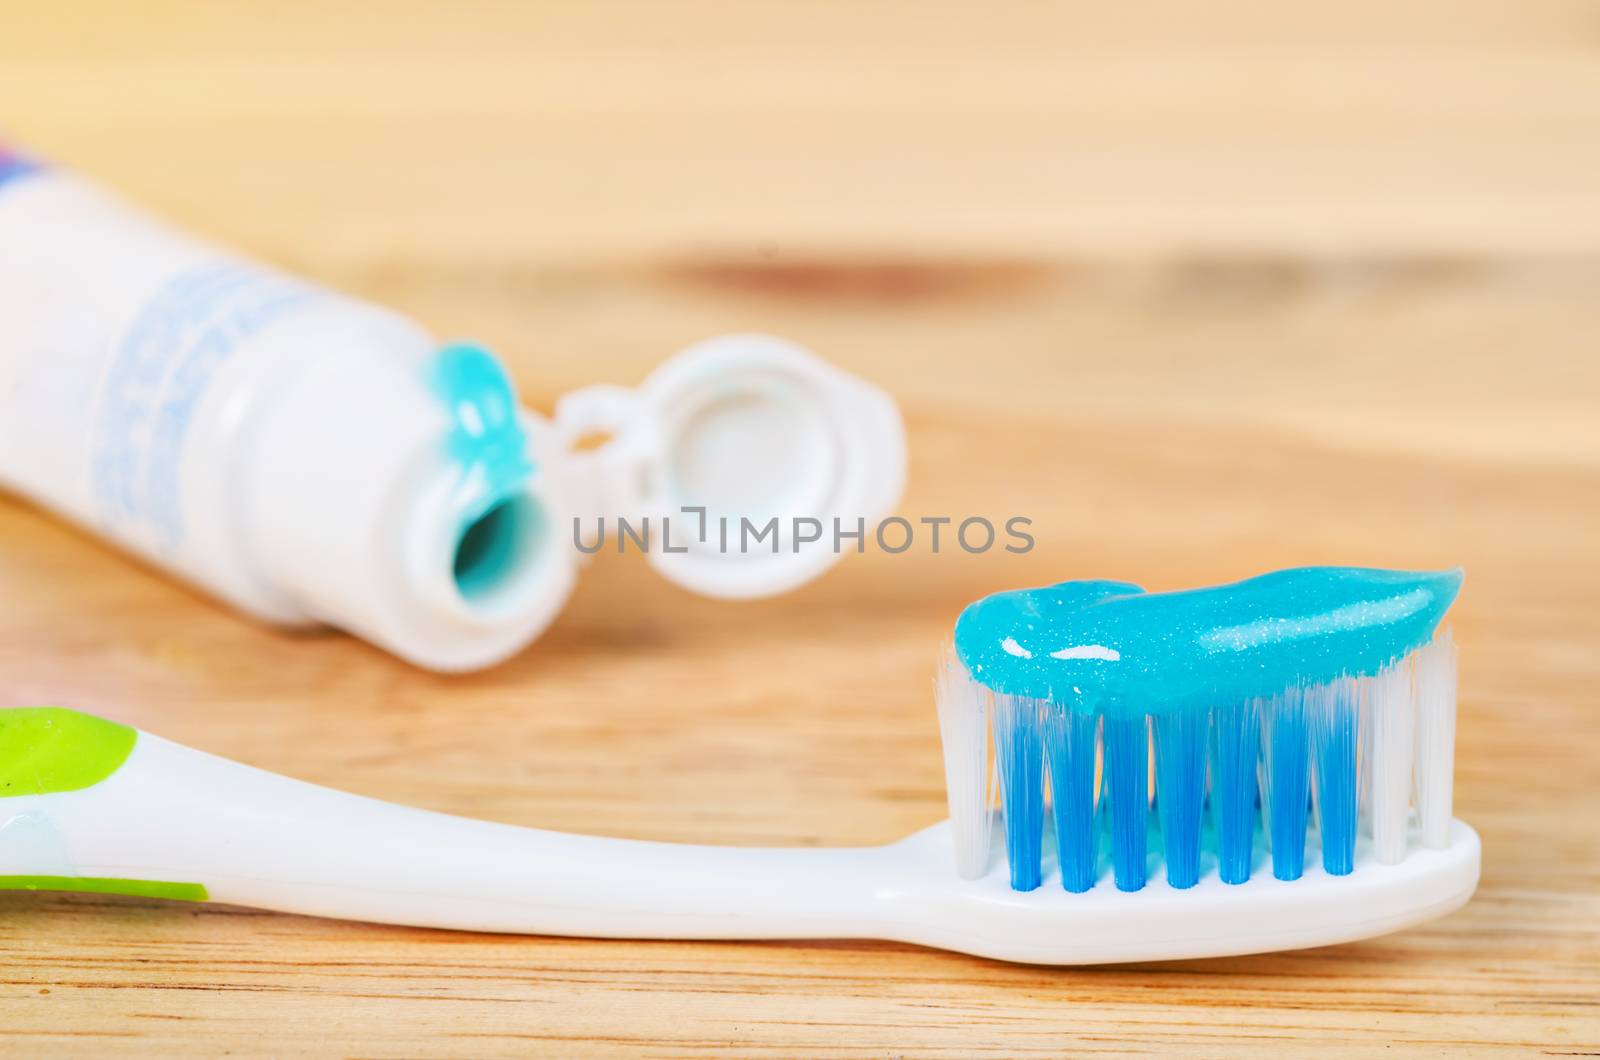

{"left": 934, "top": 644, "right": 994, "bottom": 879}
{"left": 1044, "top": 704, "right": 1098, "bottom": 892}
{"left": 1368, "top": 661, "right": 1415, "bottom": 865}
{"left": 932, "top": 632, "right": 1459, "bottom": 891}
{"left": 1261, "top": 686, "right": 1311, "bottom": 881}
{"left": 1154, "top": 711, "right": 1206, "bottom": 888}
{"left": 1103, "top": 714, "right": 1149, "bottom": 891}
{"left": 1413, "top": 629, "right": 1459, "bottom": 848}
{"left": 1209, "top": 699, "right": 1260, "bottom": 884}
{"left": 993, "top": 695, "right": 1046, "bottom": 890}
{"left": 1309, "top": 677, "right": 1360, "bottom": 875}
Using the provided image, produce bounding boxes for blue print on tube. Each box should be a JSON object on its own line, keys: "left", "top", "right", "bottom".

{"left": 0, "top": 143, "right": 43, "bottom": 190}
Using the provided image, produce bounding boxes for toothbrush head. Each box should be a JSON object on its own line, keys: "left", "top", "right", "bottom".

{"left": 868, "top": 811, "right": 1478, "bottom": 965}
{"left": 928, "top": 566, "right": 1476, "bottom": 958}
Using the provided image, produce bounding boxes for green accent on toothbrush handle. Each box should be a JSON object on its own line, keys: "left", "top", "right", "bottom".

{"left": 0, "top": 707, "right": 135, "bottom": 797}
{"left": 0, "top": 876, "right": 208, "bottom": 902}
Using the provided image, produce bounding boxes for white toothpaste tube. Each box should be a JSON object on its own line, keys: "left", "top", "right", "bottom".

{"left": 0, "top": 145, "right": 905, "bottom": 670}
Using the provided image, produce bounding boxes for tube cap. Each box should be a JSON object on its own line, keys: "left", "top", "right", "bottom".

{"left": 552, "top": 334, "right": 906, "bottom": 598}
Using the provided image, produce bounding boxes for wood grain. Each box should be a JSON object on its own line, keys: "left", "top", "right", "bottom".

{"left": 1, "top": 2, "right": 1597, "bottom": 1055}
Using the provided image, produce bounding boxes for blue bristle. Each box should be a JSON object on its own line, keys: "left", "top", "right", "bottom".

{"left": 1311, "top": 683, "right": 1359, "bottom": 875}
{"left": 1103, "top": 714, "right": 1149, "bottom": 892}
{"left": 1209, "top": 701, "right": 1260, "bottom": 884}
{"left": 993, "top": 695, "right": 1045, "bottom": 891}
{"left": 1154, "top": 711, "right": 1206, "bottom": 888}
{"left": 1045, "top": 707, "right": 1099, "bottom": 892}
{"left": 1262, "top": 690, "right": 1311, "bottom": 881}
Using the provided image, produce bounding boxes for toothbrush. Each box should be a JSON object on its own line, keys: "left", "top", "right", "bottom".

{"left": 0, "top": 567, "right": 1478, "bottom": 965}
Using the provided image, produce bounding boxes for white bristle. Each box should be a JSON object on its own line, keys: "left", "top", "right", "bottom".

{"left": 935, "top": 645, "right": 993, "bottom": 879}
{"left": 1367, "top": 659, "right": 1416, "bottom": 864}
{"left": 1358, "top": 679, "right": 1374, "bottom": 835}
{"left": 1412, "top": 629, "right": 1459, "bottom": 849}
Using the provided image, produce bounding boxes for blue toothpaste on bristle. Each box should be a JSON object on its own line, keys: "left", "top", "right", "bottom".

{"left": 945, "top": 567, "right": 1463, "bottom": 893}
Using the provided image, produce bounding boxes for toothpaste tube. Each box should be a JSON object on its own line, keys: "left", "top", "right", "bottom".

{"left": 0, "top": 145, "right": 905, "bottom": 670}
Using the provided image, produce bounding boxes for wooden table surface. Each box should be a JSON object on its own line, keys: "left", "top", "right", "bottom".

{"left": 2, "top": 2, "right": 1598, "bottom": 1055}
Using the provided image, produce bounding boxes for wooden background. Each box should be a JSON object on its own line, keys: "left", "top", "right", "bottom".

{"left": 2, "top": 2, "right": 1597, "bottom": 1055}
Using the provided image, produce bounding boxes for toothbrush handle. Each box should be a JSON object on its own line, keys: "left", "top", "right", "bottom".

{"left": 2, "top": 733, "right": 897, "bottom": 939}
{"left": 2, "top": 721, "right": 1487, "bottom": 965}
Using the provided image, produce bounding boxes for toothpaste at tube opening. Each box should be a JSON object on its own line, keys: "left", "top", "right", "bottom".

{"left": 0, "top": 148, "right": 905, "bottom": 669}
